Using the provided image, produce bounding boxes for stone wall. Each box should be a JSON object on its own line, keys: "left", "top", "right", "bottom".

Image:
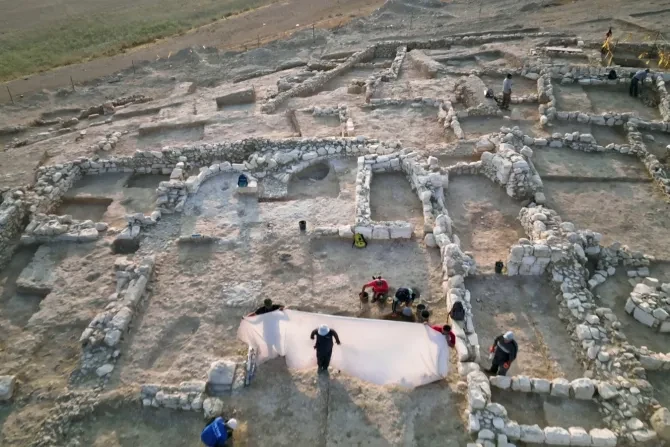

{"left": 215, "top": 86, "right": 256, "bottom": 108}
{"left": 480, "top": 143, "right": 538, "bottom": 200}
{"left": 20, "top": 213, "right": 106, "bottom": 245}
{"left": 75, "top": 255, "right": 155, "bottom": 383}
{"left": 624, "top": 279, "right": 670, "bottom": 332}
{"left": 0, "top": 189, "right": 28, "bottom": 270}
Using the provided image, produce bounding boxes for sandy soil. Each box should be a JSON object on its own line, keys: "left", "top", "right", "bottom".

{"left": 352, "top": 106, "right": 446, "bottom": 148}
{"left": 543, "top": 180, "right": 670, "bottom": 259}
{"left": 467, "top": 276, "right": 584, "bottom": 380}
{"left": 444, "top": 176, "right": 526, "bottom": 274}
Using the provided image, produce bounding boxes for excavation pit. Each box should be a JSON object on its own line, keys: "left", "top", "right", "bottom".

{"left": 352, "top": 106, "right": 445, "bottom": 147}
{"left": 543, "top": 180, "right": 670, "bottom": 259}
{"left": 491, "top": 388, "right": 604, "bottom": 431}
{"left": 296, "top": 114, "right": 342, "bottom": 138}
{"left": 593, "top": 265, "right": 670, "bottom": 355}
{"left": 478, "top": 74, "right": 539, "bottom": 96}
{"left": 444, "top": 176, "right": 525, "bottom": 273}
{"left": 554, "top": 82, "right": 661, "bottom": 121}
{"left": 320, "top": 67, "right": 377, "bottom": 92}
{"left": 467, "top": 275, "right": 585, "bottom": 379}
{"left": 459, "top": 116, "right": 537, "bottom": 139}
{"left": 370, "top": 172, "right": 424, "bottom": 233}
{"left": 647, "top": 371, "right": 670, "bottom": 410}
{"left": 287, "top": 162, "right": 341, "bottom": 200}
{"left": 137, "top": 124, "right": 205, "bottom": 149}
{"left": 56, "top": 197, "right": 113, "bottom": 222}
{"left": 641, "top": 131, "right": 670, "bottom": 165}
{"left": 531, "top": 147, "right": 647, "bottom": 180}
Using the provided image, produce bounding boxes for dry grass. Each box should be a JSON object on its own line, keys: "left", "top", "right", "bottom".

{"left": 0, "top": 0, "right": 275, "bottom": 81}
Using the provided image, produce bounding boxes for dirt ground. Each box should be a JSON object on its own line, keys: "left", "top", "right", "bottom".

{"left": 444, "top": 176, "right": 526, "bottom": 274}
{"left": 370, "top": 172, "right": 425, "bottom": 236}
{"left": 491, "top": 388, "right": 604, "bottom": 430}
{"left": 468, "top": 275, "right": 585, "bottom": 380}
{"left": 352, "top": 106, "right": 446, "bottom": 148}
{"left": 542, "top": 180, "right": 670, "bottom": 259}
{"left": 0, "top": 242, "right": 117, "bottom": 396}
{"left": 532, "top": 147, "right": 648, "bottom": 180}
{"left": 553, "top": 83, "right": 661, "bottom": 121}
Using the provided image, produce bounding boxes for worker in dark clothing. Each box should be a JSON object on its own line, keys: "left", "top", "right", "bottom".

{"left": 630, "top": 68, "right": 650, "bottom": 97}
{"left": 429, "top": 324, "right": 456, "bottom": 348}
{"left": 201, "top": 417, "right": 237, "bottom": 446}
{"left": 310, "top": 324, "right": 341, "bottom": 372}
{"left": 489, "top": 331, "right": 518, "bottom": 376}
{"left": 248, "top": 298, "right": 284, "bottom": 317}
{"left": 392, "top": 287, "right": 416, "bottom": 315}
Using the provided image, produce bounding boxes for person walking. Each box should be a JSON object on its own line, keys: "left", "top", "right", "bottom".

{"left": 630, "top": 68, "right": 650, "bottom": 97}
{"left": 501, "top": 74, "right": 513, "bottom": 110}
{"left": 310, "top": 324, "right": 341, "bottom": 373}
{"left": 201, "top": 417, "right": 238, "bottom": 446}
{"left": 488, "top": 331, "right": 518, "bottom": 376}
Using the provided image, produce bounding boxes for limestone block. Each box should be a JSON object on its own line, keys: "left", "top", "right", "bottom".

{"left": 651, "top": 407, "right": 670, "bottom": 441}
{"left": 424, "top": 233, "right": 437, "bottom": 248}
{"left": 207, "top": 360, "right": 236, "bottom": 394}
{"left": 354, "top": 226, "right": 373, "bottom": 239}
{"left": 468, "top": 413, "right": 480, "bottom": 434}
{"left": 550, "top": 378, "right": 570, "bottom": 397}
{"left": 110, "top": 307, "right": 133, "bottom": 331}
{"left": 104, "top": 329, "right": 122, "bottom": 347}
{"left": 0, "top": 375, "right": 16, "bottom": 401}
{"left": 490, "top": 375, "right": 512, "bottom": 389}
{"left": 632, "top": 429, "right": 657, "bottom": 443}
{"left": 597, "top": 382, "right": 618, "bottom": 400}
{"left": 371, "top": 225, "right": 390, "bottom": 240}
{"left": 520, "top": 424, "right": 545, "bottom": 443}
{"left": 544, "top": 427, "right": 570, "bottom": 445}
{"left": 389, "top": 223, "right": 413, "bottom": 239}
{"left": 532, "top": 378, "right": 551, "bottom": 393}
{"left": 653, "top": 308, "right": 669, "bottom": 321}
{"left": 625, "top": 298, "right": 635, "bottom": 314}
{"left": 338, "top": 226, "right": 353, "bottom": 238}
{"left": 589, "top": 428, "right": 617, "bottom": 447}
{"left": 505, "top": 421, "right": 521, "bottom": 440}
{"left": 633, "top": 307, "right": 656, "bottom": 327}
{"left": 511, "top": 376, "right": 532, "bottom": 392}
{"left": 660, "top": 321, "right": 670, "bottom": 333}
{"left": 469, "top": 389, "right": 486, "bottom": 409}
{"left": 203, "top": 397, "right": 224, "bottom": 419}
{"left": 96, "top": 364, "right": 114, "bottom": 377}
{"left": 568, "top": 427, "right": 592, "bottom": 446}
{"left": 479, "top": 429, "right": 495, "bottom": 440}
{"left": 486, "top": 403, "right": 507, "bottom": 417}
{"left": 570, "top": 378, "right": 595, "bottom": 400}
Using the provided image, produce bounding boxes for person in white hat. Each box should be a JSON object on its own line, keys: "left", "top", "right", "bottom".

{"left": 488, "top": 331, "right": 518, "bottom": 376}
{"left": 310, "top": 324, "right": 341, "bottom": 372}
{"left": 201, "top": 416, "right": 238, "bottom": 446}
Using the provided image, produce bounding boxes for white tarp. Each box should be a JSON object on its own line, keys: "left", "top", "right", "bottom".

{"left": 237, "top": 309, "right": 449, "bottom": 388}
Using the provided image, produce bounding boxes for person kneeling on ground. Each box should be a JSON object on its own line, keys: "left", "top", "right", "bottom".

{"left": 310, "top": 324, "right": 341, "bottom": 372}
{"left": 361, "top": 276, "right": 389, "bottom": 303}
{"left": 489, "top": 331, "right": 518, "bottom": 376}
{"left": 248, "top": 298, "right": 284, "bottom": 317}
{"left": 429, "top": 324, "right": 456, "bottom": 348}
{"left": 392, "top": 287, "right": 416, "bottom": 315}
{"left": 201, "top": 416, "right": 238, "bottom": 447}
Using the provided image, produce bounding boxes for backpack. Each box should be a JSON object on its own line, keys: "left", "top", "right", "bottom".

{"left": 353, "top": 233, "right": 367, "bottom": 248}
{"left": 450, "top": 301, "right": 465, "bottom": 321}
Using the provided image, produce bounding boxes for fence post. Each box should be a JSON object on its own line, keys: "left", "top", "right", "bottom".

{"left": 70, "top": 76, "right": 75, "bottom": 92}
{"left": 6, "top": 86, "right": 14, "bottom": 105}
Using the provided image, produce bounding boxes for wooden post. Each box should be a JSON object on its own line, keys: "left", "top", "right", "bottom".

{"left": 70, "top": 76, "right": 75, "bottom": 92}
{"left": 7, "top": 86, "right": 14, "bottom": 104}
{"left": 132, "top": 60, "right": 136, "bottom": 75}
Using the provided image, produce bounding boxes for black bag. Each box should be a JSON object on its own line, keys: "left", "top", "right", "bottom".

{"left": 450, "top": 301, "right": 465, "bottom": 321}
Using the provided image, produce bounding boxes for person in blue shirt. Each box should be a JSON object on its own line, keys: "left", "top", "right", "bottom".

{"left": 630, "top": 68, "right": 650, "bottom": 97}
{"left": 201, "top": 417, "right": 238, "bottom": 446}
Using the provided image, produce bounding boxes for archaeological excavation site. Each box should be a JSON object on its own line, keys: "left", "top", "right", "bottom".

{"left": 1, "top": 0, "right": 670, "bottom": 445}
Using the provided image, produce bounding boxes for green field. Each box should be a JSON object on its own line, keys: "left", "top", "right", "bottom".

{"left": 0, "top": 0, "right": 270, "bottom": 81}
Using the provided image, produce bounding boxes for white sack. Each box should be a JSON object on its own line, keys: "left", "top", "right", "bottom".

{"left": 237, "top": 309, "right": 449, "bottom": 388}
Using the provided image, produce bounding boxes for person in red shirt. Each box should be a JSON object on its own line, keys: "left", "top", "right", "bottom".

{"left": 361, "top": 277, "right": 389, "bottom": 303}
{"left": 429, "top": 324, "right": 456, "bottom": 348}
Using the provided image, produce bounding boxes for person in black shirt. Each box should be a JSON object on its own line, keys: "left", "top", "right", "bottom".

{"left": 310, "top": 324, "right": 341, "bottom": 372}
{"left": 248, "top": 298, "right": 284, "bottom": 317}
